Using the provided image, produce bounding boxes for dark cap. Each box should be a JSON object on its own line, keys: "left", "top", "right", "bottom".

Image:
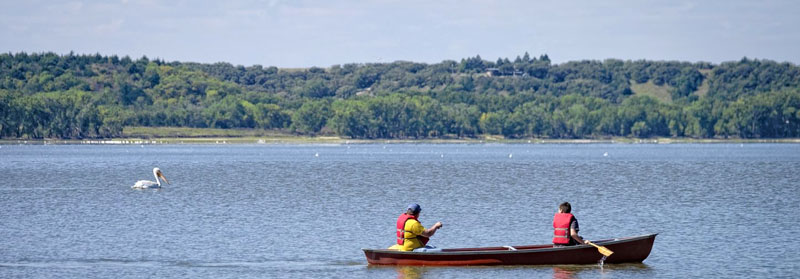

{"left": 407, "top": 203, "right": 421, "bottom": 214}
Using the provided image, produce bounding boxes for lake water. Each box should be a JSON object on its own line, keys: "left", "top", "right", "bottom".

{"left": 1, "top": 143, "right": 799, "bottom": 278}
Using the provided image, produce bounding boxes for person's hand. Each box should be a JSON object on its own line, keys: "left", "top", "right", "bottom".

{"left": 434, "top": 222, "right": 443, "bottom": 229}
{"left": 583, "top": 240, "right": 590, "bottom": 244}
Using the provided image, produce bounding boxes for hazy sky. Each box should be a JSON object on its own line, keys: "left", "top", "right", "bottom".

{"left": 1, "top": 0, "right": 798, "bottom": 67}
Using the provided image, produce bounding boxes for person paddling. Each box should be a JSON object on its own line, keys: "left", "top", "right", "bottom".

{"left": 553, "top": 202, "right": 588, "bottom": 247}
{"left": 389, "top": 203, "right": 443, "bottom": 251}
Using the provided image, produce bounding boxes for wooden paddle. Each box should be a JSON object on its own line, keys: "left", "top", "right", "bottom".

{"left": 586, "top": 241, "right": 614, "bottom": 257}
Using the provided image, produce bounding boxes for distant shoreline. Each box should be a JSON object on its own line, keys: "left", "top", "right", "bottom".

{"left": 2, "top": 137, "right": 799, "bottom": 145}
{"left": 0, "top": 126, "right": 797, "bottom": 145}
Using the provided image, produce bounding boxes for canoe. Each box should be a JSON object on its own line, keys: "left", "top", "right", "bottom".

{"left": 363, "top": 233, "right": 657, "bottom": 266}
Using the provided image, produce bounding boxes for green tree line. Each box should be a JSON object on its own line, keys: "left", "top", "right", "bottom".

{"left": 0, "top": 52, "right": 798, "bottom": 139}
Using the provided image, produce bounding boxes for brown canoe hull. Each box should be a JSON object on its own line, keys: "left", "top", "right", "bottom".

{"left": 363, "top": 234, "right": 657, "bottom": 266}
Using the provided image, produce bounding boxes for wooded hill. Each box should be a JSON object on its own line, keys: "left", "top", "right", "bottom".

{"left": 1, "top": 52, "right": 798, "bottom": 139}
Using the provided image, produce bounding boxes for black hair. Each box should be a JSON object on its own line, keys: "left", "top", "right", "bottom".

{"left": 559, "top": 202, "right": 571, "bottom": 213}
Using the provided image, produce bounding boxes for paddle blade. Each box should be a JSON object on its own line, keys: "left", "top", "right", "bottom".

{"left": 587, "top": 241, "right": 614, "bottom": 257}
{"left": 596, "top": 245, "right": 614, "bottom": 257}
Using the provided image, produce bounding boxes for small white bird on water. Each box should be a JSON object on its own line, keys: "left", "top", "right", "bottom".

{"left": 132, "top": 167, "right": 170, "bottom": 189}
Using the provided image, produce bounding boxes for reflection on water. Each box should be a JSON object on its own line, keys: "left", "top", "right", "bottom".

{"left": 552, "top": 263, "right": 651, "bottom": 279}
{"left": 373, "top": 263, "right": 651, "bottom": 279}
{"left": 378, "top": 263, "right": 651, "bottom": 279}
{"left": 395, "top": 266, "right": 426, "bottom": 279}
{"left": 552, "top": 266, "right": 577, "bottom": 279}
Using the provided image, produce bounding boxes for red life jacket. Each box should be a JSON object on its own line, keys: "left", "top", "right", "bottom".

{"left": 553, "top": 213, "right": 574, "bottom": 244}
{"left": 396, "top": 213, "right": 429, "bottom": 245}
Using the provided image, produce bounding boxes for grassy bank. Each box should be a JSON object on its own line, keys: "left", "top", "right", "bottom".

{"left": 121, "top": 127, "right": 800, "bottom": 144}
{"left": 123, "top": 126, "right": 287, "bottom": 138}
{"left": 120, "top": 126, "right": 345, "bottom": 143}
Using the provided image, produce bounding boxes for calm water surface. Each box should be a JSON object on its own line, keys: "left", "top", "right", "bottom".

{"left": 1, "top": 143, "right": 799, "bottom": 278}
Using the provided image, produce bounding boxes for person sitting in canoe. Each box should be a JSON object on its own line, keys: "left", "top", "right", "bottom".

{"left": 553, "top": 202, "right": 588, "bottom": 246}
{"left": 389, "top": 203, "right": 443, "bottom": 251}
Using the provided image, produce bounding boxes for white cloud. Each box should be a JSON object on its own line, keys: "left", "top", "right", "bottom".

{"left": 45, "top": 1, "right": 85, "bottom": 13}
{"left": 95, "top": 19, "right": 124, "bottom": 34}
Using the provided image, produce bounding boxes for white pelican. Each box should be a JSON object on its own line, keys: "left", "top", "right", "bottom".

{"left": 132, "top": 167, "right": 170, "bottom": 189}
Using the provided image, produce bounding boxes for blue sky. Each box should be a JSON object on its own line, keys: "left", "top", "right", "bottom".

{"left": 1, "top": 0, "right": 798, "bottom": 67}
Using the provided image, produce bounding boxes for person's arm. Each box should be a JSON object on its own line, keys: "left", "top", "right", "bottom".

{"left": 570, "top": 228, "right": 587, "bottom": 244}
{"left": 421, "top": 222, "right": 443, "bottom": 237}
